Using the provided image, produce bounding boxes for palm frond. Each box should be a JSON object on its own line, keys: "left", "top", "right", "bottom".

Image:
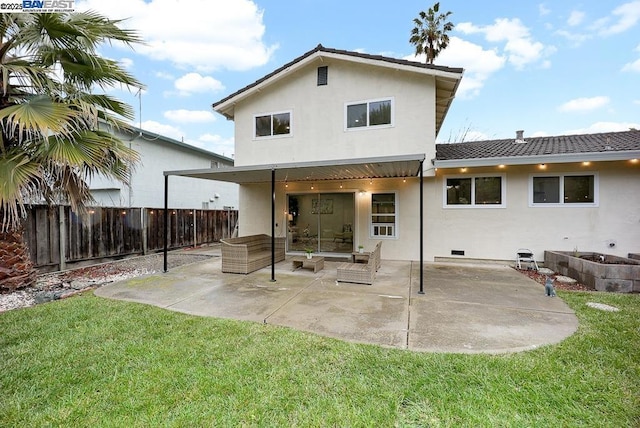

{"left": 0, "top": 150, "right": 41, "bottom": 232}
{"left": 0, "top": 95, "right": 77, "bottom": 143}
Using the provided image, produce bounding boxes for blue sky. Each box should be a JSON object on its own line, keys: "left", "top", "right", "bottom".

{"left": 76, "top": 0, "right": 640, "bottom": 158}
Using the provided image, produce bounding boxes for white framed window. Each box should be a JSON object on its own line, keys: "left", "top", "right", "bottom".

{"left": 370, "top": 192, "right": 397, "bottom": 238}
{"left": 345, "top": 97, "right": 394, "bottom": 130}
{"left": 254, "top": 110, "right": 292, "bottom": 139}
{"left": 443, "top": 174, "right": 506, "bottom": 208}
{"left": 529, "top": 172, "right": 598, "bottom": 207}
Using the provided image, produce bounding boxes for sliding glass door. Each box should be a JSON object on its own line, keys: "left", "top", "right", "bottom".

{"left": 287, "top": 192, "right": 354, "bottom": 254}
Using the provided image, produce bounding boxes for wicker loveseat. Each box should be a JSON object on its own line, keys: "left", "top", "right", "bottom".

{"left": 336, "top": 241, "right": 382, "bottom": 285}
{"left": 220, "top": 234, "right": 285, "bottom": 274}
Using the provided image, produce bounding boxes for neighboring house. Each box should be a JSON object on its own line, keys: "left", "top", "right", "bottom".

{"left": 90, "top": 125, "right": 238, "bottom": 210}
{"left": 165, "top": 44, "right": 640, "bottom": 263}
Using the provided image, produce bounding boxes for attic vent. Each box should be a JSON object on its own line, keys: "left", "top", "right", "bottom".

{"left": 317, "top": 66, "right": 328, "bottom": 86}
{"left": 514, "top": 130, "right": 526, "bottom": 143}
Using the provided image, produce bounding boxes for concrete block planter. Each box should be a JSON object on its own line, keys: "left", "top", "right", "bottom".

{"left": 544, "top": 251, "right": 640, "bottom": 293}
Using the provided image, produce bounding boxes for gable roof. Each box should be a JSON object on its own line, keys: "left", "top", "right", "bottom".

{"left": 434, "top": 130, "right": 640, "bottom": 167}
{"left": 212, "top": 44, "right": 464, "bottom": 135}
{"left": 116, "top": 126, "right": 234, "bottom": 165}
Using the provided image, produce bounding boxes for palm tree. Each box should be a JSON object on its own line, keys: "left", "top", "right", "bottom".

{"left": 409, "top": 2, "right": 454, "bottom": 64}
{"left": 0, "top": 12, "right": 144, "bottom": 291}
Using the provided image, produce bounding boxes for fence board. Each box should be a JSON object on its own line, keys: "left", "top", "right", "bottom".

{"left": 23, "top": 205, "right": 237, "bottom": 269}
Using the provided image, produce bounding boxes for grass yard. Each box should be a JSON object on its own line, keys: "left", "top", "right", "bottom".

{"left": 1, "top": 290, "right": 639, "bottom": 427}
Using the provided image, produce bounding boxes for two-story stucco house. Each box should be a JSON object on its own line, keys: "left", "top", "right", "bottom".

{"left": 166, "top": 44, "right": 640, "bottom": 264}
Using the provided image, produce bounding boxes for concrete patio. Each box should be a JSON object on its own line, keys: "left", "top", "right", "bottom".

{"left": 95, "top": 252, "right": 578, "bottom": 354}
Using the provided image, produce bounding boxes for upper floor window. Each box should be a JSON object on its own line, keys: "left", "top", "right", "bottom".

{"left": 444, "top": 174, "right": 506, "bottom": 208}
{"left": 530, "top": 173, "right": 598, "bottom": 206}
{"left": 371, "top": 192, "right": 397, "bottom": 238}
{"left": 317, "top": 66, "right": 328, "bottom": 86}
{"left": 345, "top": 98, "right": 393, "bottom": 130}
{"left": 254, "top": 111, "right": 291, "bottom": 138}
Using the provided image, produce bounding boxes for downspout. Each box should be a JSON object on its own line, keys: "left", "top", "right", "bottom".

{"left": 419, "top": 160, "right": 424, "bottom": 294}
{"left": 271, "top": 168, "right": 276, "bottom": 282}
{"left": 163, "top": 174, "right": 168, "bottom": 272}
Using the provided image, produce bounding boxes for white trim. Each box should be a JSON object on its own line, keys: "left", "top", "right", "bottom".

{"left": 344, "top": 97, "right": 395, "bottom": 131}
{"left": 252, "top": 109, "right": 293, "bottom": 140}
{"left": 528, "top": 171, "right": 599, "bottom": 207}
{"left": 443, "top": 173, "right": 506, "bottom": 208}
{"left": 369, "top": 191, "right": 399, "bottom": 239}
{"left": 433, "top": 150, "right": 640, "bottom": 168}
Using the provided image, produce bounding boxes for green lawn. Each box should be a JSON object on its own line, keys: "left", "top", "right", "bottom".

{"left": 1, "top": 291, "right": 638, "bottom": 427}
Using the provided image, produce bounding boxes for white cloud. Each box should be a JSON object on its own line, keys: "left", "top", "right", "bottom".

{"left": 558, "top": 96, "right": 610, "bottom": 112}
{"left": 76, "top": 0, "right": 278, "bottom": 72}
{"left": 140, "top": 120, "right": 183, "bottom": 141}
{"left": 164, "top": 110, "right": 216, "bottom": 123}
{"left": 155, "top": 71, "right": 174, "bottom": 80}
{"left": 564, "top": 121, "right": 640, "bottom": 135}
{"left": 555, "top": 29, "right": 590, "bottom": 46}
{"left": 458, "top": 18, "right": 528, "bottom": 43}
{"left": 197, "top": 133, "right": 235, "bottom": 158}
{"left": 457, "top": 18, "right": 551, "bottom": 70}
{"left": 429, "top": 36, "right": 506, "bottom": 98}
{"left": 567, "top": 10, "right": 585, "bottom": 26}
{"left": 593, "top": 0, "right": 640, "bottom": 36}
{"left": 622, "top": 58, "right": 640, "bottom": 72}
{"left": 119, "top": 57, "right": 134, "bottom": 69}
{"left": 174, "top": 73, "right": 225, "bottom": 96}
{"left": 539, "top": 4, "right": 551, "bottom": 16}
{"left": 634, "top": 100, "right": 640, "bottom": 105}
{"left": 504, "top": 38, "right": 546, "bottom": 69}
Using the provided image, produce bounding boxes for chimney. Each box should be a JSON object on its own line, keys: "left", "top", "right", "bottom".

{"left": 515, "top": 130, "right": 525, "bottom": 143}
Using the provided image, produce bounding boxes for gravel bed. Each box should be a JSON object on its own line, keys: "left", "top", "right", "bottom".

{"left": 0, "top": 253, "right": 214, "bottom": 313}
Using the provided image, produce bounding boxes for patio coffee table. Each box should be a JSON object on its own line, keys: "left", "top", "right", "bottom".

{"left": 291, "top": 256, "right": 325, "bottom": 273}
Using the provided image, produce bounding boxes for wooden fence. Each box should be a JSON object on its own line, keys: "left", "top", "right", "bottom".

{"left": 23, "top": 205, "right": 238, "bottom": 271}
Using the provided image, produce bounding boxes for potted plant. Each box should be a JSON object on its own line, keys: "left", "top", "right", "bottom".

{"left": 305, "top": 248, "right": 314, "bottom": 259}
{"left": 358, "top": 245, "right": 364, "bottom": 254}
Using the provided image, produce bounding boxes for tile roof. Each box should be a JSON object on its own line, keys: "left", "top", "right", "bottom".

{"left": 436, "top": 130, "right": 640, "bottom": 161}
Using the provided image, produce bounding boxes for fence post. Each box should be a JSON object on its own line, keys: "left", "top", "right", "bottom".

{"left": 193, "top": 209, "right": 197, "bottom": 248}
{"left": 58, "top": 205, "right": 66, "bottom": 271}
{"left": 141, "top": 208, "right": 148, "bottom": 255}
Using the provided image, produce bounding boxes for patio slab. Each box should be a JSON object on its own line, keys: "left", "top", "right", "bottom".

{"left": 95, "top": 256, "right": 578, "bottom": 354}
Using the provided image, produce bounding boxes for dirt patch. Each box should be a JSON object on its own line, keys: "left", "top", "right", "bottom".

{"left": 514, "top": 267, "right": 592, "bottom": 292}
{"left": 1, "top": 252, "right": 214, "bottom": 312}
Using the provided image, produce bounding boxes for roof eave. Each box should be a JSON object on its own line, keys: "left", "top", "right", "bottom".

{"left": 433, "top": 150, "right": 640, "bottom": 168}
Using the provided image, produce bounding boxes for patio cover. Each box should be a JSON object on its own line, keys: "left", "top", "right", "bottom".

{"left": 164, "top": 153, "right": 426, "bottom": 184}
{"left": 163, "top": 153, "right": 427, "bottom": 292}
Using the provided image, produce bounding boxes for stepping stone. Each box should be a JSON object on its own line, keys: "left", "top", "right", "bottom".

{"left": 586, "top": 302, "right": 620, "bottom": 312}
{"left": 538, "top": 268, "right": 555, "bottom": 275}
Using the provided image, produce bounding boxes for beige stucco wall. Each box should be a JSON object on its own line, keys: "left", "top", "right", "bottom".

{"left": 238, "top": 160, "right": 639, "bottom": 263}
{"left": 426, "top": 160, "right": 640, "bottom": 262}
{"left": 231, "top": 57, "right": 436, "bottom": 167}
{"left": 237, "top": 177, "right": 422, "bottom": 261}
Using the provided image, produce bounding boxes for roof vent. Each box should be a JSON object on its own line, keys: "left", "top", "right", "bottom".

{"left": 515, "top": 130, "right": 526, "bottom": 143}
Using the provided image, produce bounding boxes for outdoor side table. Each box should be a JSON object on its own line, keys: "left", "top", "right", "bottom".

{"left": 291, "top": 256, "right": 325, "bottom": 273}
{"left": 351, "top": 252, "right": 371, "bottom": 264}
